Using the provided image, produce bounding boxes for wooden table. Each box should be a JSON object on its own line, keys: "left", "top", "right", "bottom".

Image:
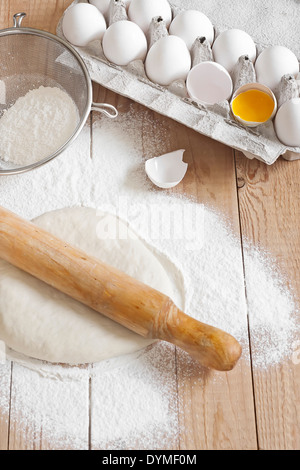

{"left": 0, "top": 0, "right": 299, "bottom": 450}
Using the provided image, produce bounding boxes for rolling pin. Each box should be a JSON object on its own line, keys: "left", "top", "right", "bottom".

{"left": 0, "top": 206, "right": 242, "bottom": 371}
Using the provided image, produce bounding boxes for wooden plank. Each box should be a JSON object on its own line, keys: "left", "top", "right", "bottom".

{"left": 0, "top": 1, "right": 10, "bottom": 29}
{"left": 4, "top": 0, "right": 73, "bottom": 33}
{"left": 90, "top": 84, "right": 180, "bottom": 450}
{"left": 91, "top": 83, "right": 257, "bottom": 449}
{"left": 175, "top": 129, "right": 257, "bottom": 450}
{"left": 6, "top": 122, "right": 92, "bottom": 450}
{"left": 90, "top": 344, "right": 179, "bottom": 450}
{"left": 8, "top": 363, "right": 90, "bottom": 450}
{"left": 0, "top": 0, "right": 91, "bottom": 451}
{"left": 0, "top": 0, "right": 15, "bottom": 452}
{"left": 236, "top": 152, "right": 300, "bottom": 450}
{"left": 0, "top": 360, "right": 11, "bottom": 451}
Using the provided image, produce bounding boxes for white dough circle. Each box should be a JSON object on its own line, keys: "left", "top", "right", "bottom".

{"left": 0, "top": 207, "right": 184, "bottom": 364}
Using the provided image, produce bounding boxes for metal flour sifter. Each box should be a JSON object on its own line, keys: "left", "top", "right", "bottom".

{"left": 0, "top": 13, "right": 118, "bottom": 175}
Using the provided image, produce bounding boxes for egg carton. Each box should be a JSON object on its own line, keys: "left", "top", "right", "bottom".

{"left": 56, "top": 0, "right": 300, "bottom": 165}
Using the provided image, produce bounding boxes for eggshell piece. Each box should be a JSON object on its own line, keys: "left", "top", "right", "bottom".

{"left": 274, "top": 98, "right": 300, "bottom": 147}
{"left": 62, "top": 3, "right": 106, "bottom": 47}
{"left": 169, "top": 10, "right": 214, "bottom": 50}
{"left": 187, "top": 61, "right": 232, "bottom": 105}
{"left": 255, "top": 45, "right": 299, "bottom": 92}
{"left": 212, "top": 29, "right": 256, "bottom": 74}
{"left": 145, "top": 35, "right": 191, "bottom": 86}
{"left": 128, "top": 0, "right": 172, "bottom": 33}
{"left": 102, "top": 20, "right": 147, "bottom": 66}
{"left": 145, "top": 149, "right": 188, "bottom": 189}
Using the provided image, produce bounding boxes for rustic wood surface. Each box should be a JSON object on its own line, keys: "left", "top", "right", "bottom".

{"left": 0, "top": 0, "right": 299, "bottom": 450}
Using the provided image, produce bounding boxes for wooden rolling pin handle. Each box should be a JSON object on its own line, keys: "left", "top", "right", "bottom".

{"left": 154, "top": 299, "right": 242, "bottom": 371}
{"left": 0, "top": 206, "right": 242, "bottom": 371}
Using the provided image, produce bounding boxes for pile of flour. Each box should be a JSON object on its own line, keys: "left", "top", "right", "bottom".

{"left": 0, "top": 106, "right": 298, "bottom": 449}
{"left": 0, "top": 86, "right": 78, "bottom": 166}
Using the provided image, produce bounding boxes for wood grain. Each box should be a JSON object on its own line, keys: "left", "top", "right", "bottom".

{"left": 90, "top": 343, "right": 180, "bottom": 451}
{"left": 8, "top": 363, "right": 90, "bottom": 450}
{"left": 236, "top": 153, "right": 300, "bottom": 450}
{"left": 0, "top": 0, "right": 73, "bottom": 33}
{"left": 91, "top": 85, "right": 257, "bottom": 449}
{"left": 0, "top": 362, "right": 10, "bottom": 450}
{"left": 173, "top": 127, "right": 257, "bottom": 450}
{"left": 0, "top": 0, "right": 299, "bottom": 451}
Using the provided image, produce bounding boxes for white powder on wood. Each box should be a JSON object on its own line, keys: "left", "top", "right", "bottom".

{"left": 0, "top": 86, "right": 79, "bottom": 166}
{"left": 91, "top": 343, "right": 179, "bottom": 450}
{"left": 0, "top": 106, "right": 298, "bottom": 449}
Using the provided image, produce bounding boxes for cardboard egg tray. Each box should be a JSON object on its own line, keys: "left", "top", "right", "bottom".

{"left": 57, "top": 0, "right": 300, "bottom": 165}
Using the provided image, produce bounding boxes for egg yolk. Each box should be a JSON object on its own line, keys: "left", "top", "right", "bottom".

{"left": 232, "top": 89, "right": 275, "bottom": 123}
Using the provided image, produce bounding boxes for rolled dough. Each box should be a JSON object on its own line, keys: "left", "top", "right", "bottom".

{"left": 0, "top": 207, "right": 184, "bottom": 364}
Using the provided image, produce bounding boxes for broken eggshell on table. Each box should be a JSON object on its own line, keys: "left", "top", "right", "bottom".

{"left": 145, "top": 149, "right": 188, "bottom": 189}
{"left": 59, "top": 0, "right": 300, "bottom": 163}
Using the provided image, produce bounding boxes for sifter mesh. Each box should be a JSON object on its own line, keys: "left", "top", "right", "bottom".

{"left": 0, "top": 15, "right": 93, "bottom": 174}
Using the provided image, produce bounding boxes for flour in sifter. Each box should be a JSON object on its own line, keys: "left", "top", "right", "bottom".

{"left": 0, "top": 86, "right": 79, "bottom": 166}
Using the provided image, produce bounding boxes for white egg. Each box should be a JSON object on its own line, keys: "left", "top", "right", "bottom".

{"left": 212, "top": 29, "right": 256, "bottom": 74}
{"left": 102, "top": 20, "right": 147, "bottom": 66}
{"left": 145, "top": 35, "right": 191, "bottom": 86}
{"left": 255, "top": 46, "right": 299, "bottom": 91}
{"left": 89, "top": 0, "right": 132, "bottom": 16}
{"left": 169, "top": 10, "right": 214, "bottom": 50}
{"left": 128, "top": 0, "right": 172, "bottom": 33}
{"left": 62, "top": 3, "right": 106, "bottom": 47}
{"left": 274, "top": 98, "right": 300, "bottom": 147}
{"left": 89, "top": 0, "right": 110, "bottom": 15}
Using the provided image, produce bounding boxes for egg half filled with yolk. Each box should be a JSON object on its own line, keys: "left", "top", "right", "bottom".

{"left": 231, "top": 89, "right": 275, "bottom": 124}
